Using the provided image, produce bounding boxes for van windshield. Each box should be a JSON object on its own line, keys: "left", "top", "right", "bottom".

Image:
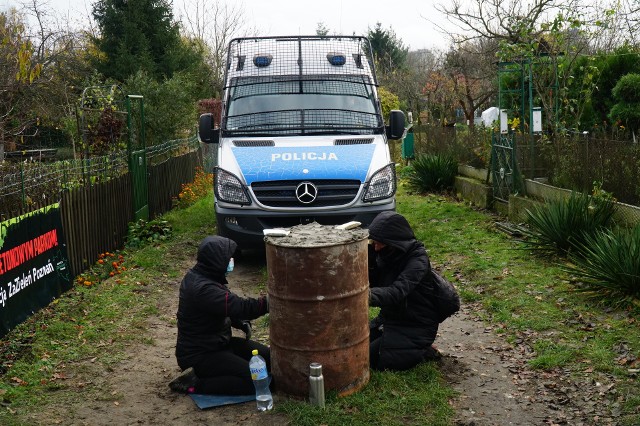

{"left": 224, "top": 75, "right": 383, "bottom": 136}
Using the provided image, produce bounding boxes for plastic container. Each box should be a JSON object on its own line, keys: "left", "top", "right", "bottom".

{"left": 249, "top": 349, "right": 273, "bottom": 411}
{"left": 309, "top": 362, "right": 325, "bottom": 408}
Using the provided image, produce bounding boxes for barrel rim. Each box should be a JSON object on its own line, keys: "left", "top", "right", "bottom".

{"left": 265, "top": 233, "right": 368, "bottom": 248}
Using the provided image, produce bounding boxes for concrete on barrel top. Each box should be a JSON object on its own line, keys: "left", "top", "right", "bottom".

{"left": 265, "top": 222, "right": 370, "bottom": 398}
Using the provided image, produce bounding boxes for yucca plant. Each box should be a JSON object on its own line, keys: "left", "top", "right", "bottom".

{"left": 565, "top": 226, "right": 640, "bottom": 307}
{"left": 406, "top": 153, "right": 458, "bottom": 193}
{"left": 522, "top": 192, "right": 617, "bottom": 256}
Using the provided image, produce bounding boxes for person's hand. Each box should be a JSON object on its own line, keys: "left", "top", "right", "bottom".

{"left": 260, "top": 294, "right": 269, "bottom": 314}
{"left": 369, "top": 288, "right": 380, "bottom": 306}
{"left": 240, "top": 320, "right": 252, "bottom": 340}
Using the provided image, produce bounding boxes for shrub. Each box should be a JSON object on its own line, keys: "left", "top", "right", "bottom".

{"left": 175, "top": 167, "right": 213, "bottom": 208}
{"left": 565, "top": 226, "right": 640, "bottom": 307}
{"left": 522, "top": 191, "right": 617, "bottom": 256}
{"left": 406, "top": 154, "right": 458, "bottom": 193}
{"left": 125, "top": 219, "right": 172, "bottom": 248}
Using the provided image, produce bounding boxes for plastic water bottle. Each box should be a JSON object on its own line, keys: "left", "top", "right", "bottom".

{"left": 249, "top": 349, "right": 273, "bottom": 411}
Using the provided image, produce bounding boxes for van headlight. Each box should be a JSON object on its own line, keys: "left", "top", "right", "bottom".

{"left": 214, "top": 167, "right": 251, "bottom": 205}
{"left": 362, "top": 163, "right": 396, "bottom": 202}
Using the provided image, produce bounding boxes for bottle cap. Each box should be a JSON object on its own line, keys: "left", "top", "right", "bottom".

{"left": 309, "top": 362, "right": 322, "bottom": 376}
{"left": 252, "top": 349, "right": 258, "bottom": 356}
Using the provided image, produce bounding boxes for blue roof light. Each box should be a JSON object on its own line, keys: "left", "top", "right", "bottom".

{"left": 253, "top": 54, "right": 272, "bottom": 67}
{"left": 327, "top": 53, "right": 346, "bottom": 66}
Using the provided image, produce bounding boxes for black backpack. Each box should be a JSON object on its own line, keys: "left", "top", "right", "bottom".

{"left": 430, "top": 270, "right": 460, "bottom": 323}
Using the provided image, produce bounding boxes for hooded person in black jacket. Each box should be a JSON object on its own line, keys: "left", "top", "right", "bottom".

{"left": 368, "top": 211, "right": 441, "bottom": 371}
{"left": 169, "top": 235, "right": 269, "bottom": 395}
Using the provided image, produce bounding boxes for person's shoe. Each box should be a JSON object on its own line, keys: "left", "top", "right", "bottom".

{"left": 168, "top": 367, "right": 198, "bottom": 393}
{"left": 423, "top": 345, "right": 443, "bottom": 361}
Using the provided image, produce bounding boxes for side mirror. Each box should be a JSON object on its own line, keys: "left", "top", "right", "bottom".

{"left": 386, "top": 110, "right": 406, "bottom": 140}
{"left": 198, "top": 113, "right": 220, "bottom": 144}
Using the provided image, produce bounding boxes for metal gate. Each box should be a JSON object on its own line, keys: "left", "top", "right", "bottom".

{"left": 490, "top": 131, "right": 520, "bottom": 202}
{"left": 127, "top": 95, "right": 148, "bottom": 221}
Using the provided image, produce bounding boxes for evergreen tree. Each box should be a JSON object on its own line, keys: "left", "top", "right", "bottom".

{"left": 366, "top": 23, "right": 408, "bottom": 77}
{"left": 91, "top": 0, "right": 184, "bottom": 82}
{"left": 609, "top": 73, "right": 640, "bottom": 137}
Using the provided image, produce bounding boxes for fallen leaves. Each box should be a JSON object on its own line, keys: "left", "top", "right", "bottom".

{"left": 11, "top": 376, "right": 27, "bottom": 386}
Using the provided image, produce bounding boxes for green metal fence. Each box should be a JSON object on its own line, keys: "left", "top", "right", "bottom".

{"left": 1, "top": 136, "right": 202, "bottom": 275}
{"left": 1, "top": 154, "right": 129, "bottom": 220}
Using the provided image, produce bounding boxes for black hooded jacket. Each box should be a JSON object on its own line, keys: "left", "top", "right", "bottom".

{"left": 367, "top": 211, "right": 441, "bottom": 370}
{"left": 368, "top": 211, "right": 440, "bottom": 327}
{"left": 175, "top": 236, "right": 268, "bottom": 369}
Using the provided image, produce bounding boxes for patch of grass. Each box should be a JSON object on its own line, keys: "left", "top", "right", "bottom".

{"left": 529, "top": 340, "right": 576, "bottom": 369}
{"left": 3, "top": 184, "right": 640, "bottom": 424}
{"left": 396, "top": 186, "right": 639, "bottom": 420}
{"left": 278, "top": 362, "right": 455, "bottom": 426}
{"left": 0, "top": 192, "right": 215, "bottom": 421}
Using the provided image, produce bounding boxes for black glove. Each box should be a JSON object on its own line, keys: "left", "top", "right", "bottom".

{"left": 369, "top": 288, "right": 380, "bottom": 307}
{"left": 240, "top": 320, "right": 252, "bottom": 340}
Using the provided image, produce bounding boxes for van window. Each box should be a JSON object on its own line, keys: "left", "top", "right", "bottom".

{"left": 224, "top": 75, "right": 383, "bottom": 136}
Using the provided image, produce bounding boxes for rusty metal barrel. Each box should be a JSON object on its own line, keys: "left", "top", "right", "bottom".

{"left": 265, "top": 222, "right": 370, "bottom": 398}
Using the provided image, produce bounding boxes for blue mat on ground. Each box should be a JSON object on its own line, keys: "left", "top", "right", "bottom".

{"left": 189, "top": 393, "right": 255, "bottom": 409}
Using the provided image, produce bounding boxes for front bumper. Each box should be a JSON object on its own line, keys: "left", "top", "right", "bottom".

{"left": 215, "top": 201, "right": 395, "bottom": 248}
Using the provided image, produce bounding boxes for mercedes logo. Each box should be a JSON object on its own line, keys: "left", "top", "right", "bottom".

{"left": 295, "top": 182, "right": 318, "bottom": 204}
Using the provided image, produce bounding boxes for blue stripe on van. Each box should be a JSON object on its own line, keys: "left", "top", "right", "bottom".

{"left": 232, "top": 145, "right": 376, "bottom": 184}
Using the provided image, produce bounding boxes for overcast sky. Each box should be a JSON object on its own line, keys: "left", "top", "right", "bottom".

{"left": 4, "top": 0, "right": 457, "bottom": 51}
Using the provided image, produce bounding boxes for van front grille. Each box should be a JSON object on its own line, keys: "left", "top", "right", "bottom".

{"left": 251, "top": 179, "right": 360, "bottom": 207}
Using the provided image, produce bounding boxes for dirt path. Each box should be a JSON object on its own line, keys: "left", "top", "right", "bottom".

{"left": 439, "top": 305, "right": 556, "bottom": 425}
{"left": 33, "top": 251, "right": 614, "bottom": 425}
{"left": 439, "top": 302, "right": 618, "bottom": 426}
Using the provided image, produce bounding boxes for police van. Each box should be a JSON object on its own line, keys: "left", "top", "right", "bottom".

{"left": 198, "top": 35, "right": 405, "bottom": 247}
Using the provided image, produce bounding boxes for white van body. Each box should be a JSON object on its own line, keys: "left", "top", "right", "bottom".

{"left": 201, "top": 36, "right": 404, "bottom": 247}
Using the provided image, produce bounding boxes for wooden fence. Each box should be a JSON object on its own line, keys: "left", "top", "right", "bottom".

{"left": 61, "top": 174, "right": 132, "bottom": 276}
{"left": 1, "top": 137, "right": 203, "bottom": 277}
{"left": 60, "top": 146, "right": 201, "bottom": 276}
{"left": 148, "top": 149, "right": 201, "bottom": 217}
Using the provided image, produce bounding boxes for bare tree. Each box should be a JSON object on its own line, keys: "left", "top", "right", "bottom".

{"left": 420, "top": 50, "right": 458, "bottom": 125}
{"left": 179, "top": 0, "right": 255, "bottom": 97}
{"left": 433, "top": 0, "right": 617, "bottom": 130}
{"left": 20, "top": 0, "right": 91, "bottom": 113}
{"left": 435, "top": 0, "right": 575, "bottom": 48}
{"left": 444, "top": 39, "right": 496, "bottom": 127}
{"left": 587, "top": 0, "right": 640, "bottom": 51}
{"left": 0, "top": 9, "right": 42, "bottom": 147}
{"left": 394, "top": 48, "right": 441, "bottom": 124}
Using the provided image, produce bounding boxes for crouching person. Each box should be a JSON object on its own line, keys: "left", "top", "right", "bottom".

{"left": 169, "top": 236, "right": 269, "bottom": 395}
{"left": 368, "top": 211, "right": 442, "bottom": 371}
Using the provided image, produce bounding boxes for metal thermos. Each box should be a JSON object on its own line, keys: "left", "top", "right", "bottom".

{"left": 309, "top": 362, "right": 325, "bottom": 408}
